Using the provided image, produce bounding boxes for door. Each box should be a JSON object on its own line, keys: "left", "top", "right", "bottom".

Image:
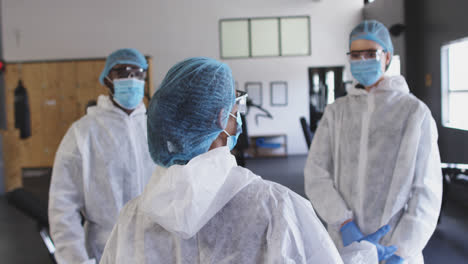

{"left": 308, "top": 66, "right": 345, "bottom": 132}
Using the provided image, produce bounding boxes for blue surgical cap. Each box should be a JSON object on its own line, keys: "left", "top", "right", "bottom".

{"left": 147, "top": 57, "right": 236, "bottom": 167}
{"left": 349, "top": 20, "right": 394, "bottom": 56}
{"left": 99, "top": 48, "right": 148, "bottom": 85}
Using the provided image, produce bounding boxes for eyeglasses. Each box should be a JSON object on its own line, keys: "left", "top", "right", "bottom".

{"left": 346, "top": 49, "right": 386, "bottom": 61}
{"left": 235, "top": 90, "right": 248, "bottom": 114}
{"left": 109, "top": 66, "right": 147, "bottom": 80}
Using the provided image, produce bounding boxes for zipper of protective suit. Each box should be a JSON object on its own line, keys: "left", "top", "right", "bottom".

{"left": 125, "top": 114, "right": 141, "bottom": 202}
{"left": 357, "top": 92, "right": 375, "bottom": 215}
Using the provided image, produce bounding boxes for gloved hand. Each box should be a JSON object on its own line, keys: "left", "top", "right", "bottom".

{"left": 360, "top": 225, "right": 397, "bottom": 261}
{"left": 340, "top": 221, "right": 364, "bottom": 246}
{"left": 386, "top": 254, "right": 405, "bottom": 264}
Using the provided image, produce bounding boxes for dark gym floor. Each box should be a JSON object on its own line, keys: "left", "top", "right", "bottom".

{"left": 0, "top": 155, "right": 467, "bottom": 263}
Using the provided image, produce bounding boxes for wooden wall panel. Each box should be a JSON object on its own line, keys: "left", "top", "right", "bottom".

{"left": 147, "top": 58, "right": 156, "bottom": 97}
{"left": 2, "top": 130, "right": 22, "bottom": 190}
{"left": 3, "top": 65, "right": 18, "bottom": 129}
{"left": 42, "top": 63, "right": 61, "bottom": 165}
{"left": 56, "top": 62, "right": 79, "bottom": 143}
{"left": 20, "top": 63, "right": 47, "bottom": 167}
{"left": 75, "top": 60, "right": 106, "bottom": 114}
{"left": 1, "top": 57, "right": 154, "bottom": 191}
{"left": 2, "top": 64, "right": 22, "bottom": 190}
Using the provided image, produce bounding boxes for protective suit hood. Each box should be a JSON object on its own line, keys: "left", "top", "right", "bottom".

{"left": 101, "top": 147, "right": 346, "bottom": 263}
{"left": 87, "top": 95, "right": 146, "bottom": 117}
{"left": 348, "top": 75, "right": 410, "bottom": 96}
{"left": 139, "top": 146, "right": 257, "bottom": 239}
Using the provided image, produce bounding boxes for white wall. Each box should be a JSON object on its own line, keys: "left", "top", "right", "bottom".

{"left": 2, "top": 0, "right": 363, "bottom": 155}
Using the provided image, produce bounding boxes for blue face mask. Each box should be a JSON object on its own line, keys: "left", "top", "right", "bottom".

{"left": 350, "top": 59, "right": 384, "bottom": 87}
{"left": 223, "top": 112, "right": 243, "bottom": 150}
{"left": 110, "top": 77, "right": 145, "bottom": 110}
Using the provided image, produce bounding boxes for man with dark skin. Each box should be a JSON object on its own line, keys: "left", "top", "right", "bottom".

{"left": 49, "top": 48, "right": 156, "bottom": 264}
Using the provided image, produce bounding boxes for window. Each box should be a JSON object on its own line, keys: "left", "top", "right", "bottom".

{"left": 220, "top": 16, "right": 310, "bottom": 59}
{"left": 280, "top": 17, "right": 311, "bottom": 56}
{"left": 441, "top": 37, "right": 468, "bottom": 131}
{"left": 220, "top": 20, "right": 250, "bottom": 58}
{"left": 251, "top": 18, "right": 280, "bottom": 57}
{"left": 326, "top": 71, "right": 335, "bottom": 105}
{"left": 386, "top": 55, "right": 401, "bottom": 76}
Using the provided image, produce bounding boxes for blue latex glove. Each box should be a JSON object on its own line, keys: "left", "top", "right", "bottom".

{"left": 386, "top": 254, "right": 405, "bottom": 264}
{"left": 340, "top": 221, "right": 364, "bottom": 246}
{"left": 361, "top": 225, "right": 398, "bottom": 261}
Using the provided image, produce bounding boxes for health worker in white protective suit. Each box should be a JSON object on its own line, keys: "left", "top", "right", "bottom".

{"left": 49, "top": 48, "right": 156, "bottom": 264}
{"left": 99, "top": 57, "right": 346, "bottom": 264}
{"left": 304, "top": 20, "right": 443, "bottom": 264}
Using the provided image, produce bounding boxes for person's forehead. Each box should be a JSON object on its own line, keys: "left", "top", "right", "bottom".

{"left": 111, "top": 63, "right": 140, "bottom": 70}
{"left": 350, "top": 39, "right": 383, "bottom": 51}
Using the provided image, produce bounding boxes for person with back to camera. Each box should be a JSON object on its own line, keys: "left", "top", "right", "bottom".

{"left": 100, "top": 57, "right": 349, "bottom": 263}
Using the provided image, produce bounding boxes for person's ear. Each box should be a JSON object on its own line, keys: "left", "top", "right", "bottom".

{"left": 209, "top": 109, "right": 228, "bottom": 150}
{"left": 103, "top": 76, "right": 114, "bottom": 94}
{"left": 386, "top": 52, "right": 391, "bottom": 68}
{"left": 216, "top": 109, "right": 225, "bottom": 129}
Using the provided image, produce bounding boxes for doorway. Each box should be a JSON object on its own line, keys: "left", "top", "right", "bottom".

{"left": 308, "top": 66, "right": 345, "bottom": 132}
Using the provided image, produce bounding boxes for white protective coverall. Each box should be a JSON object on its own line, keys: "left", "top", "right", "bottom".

{"left": 304, "top": 76, "right": 442, "bottom": 263}
{"left": 49, "top": 95, "right": 155, "bottom": 264}
{"left": 100, "top": 146, "right": 346, "bottom": 264}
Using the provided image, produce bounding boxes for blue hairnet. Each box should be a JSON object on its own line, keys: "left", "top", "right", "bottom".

{"left": 147, "top": 57, "right": 236, "bottom": 167}
{"left": 99, "top": 48, "right": 148, "bottom": 85}
{"left": 349, "top": 20, "right": 394, "bottom": 56}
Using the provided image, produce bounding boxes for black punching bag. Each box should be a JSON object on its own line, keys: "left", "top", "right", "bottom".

{"left": 14, "top": 80, "right": 31, "bottom": 139}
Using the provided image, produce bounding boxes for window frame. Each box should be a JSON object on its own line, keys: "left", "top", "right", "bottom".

{"left": 441, "top": 37, "right": 468, "bottom": 131}
{"left": 219, "top": 15, "right": 311, "bottom": 59}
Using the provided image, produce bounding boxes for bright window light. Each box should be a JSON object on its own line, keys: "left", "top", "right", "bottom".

{"left": 441, "top": 37, "right": 468, "bottom": 131}
{"left": 386, "top": 55, "right": 401, "bottom": 76}
{"left": 326, "top": 71, "right": 335, "bottom": 104}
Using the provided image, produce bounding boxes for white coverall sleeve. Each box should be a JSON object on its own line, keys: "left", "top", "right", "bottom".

{"left": 99, "top": 219, "right": 118, "bottom": 264}
{"left": 304, "top": 107, "right": 353, "bottom": 227}
{"left": 387, "top": 114, "right": 442, "bottom": 260}
{"left": 99, "top": 200, "right": 137, "bottom": 264}
{"left": 48, "top": 126, "right": 95, "bottom": 264}
{"left": 266, "top": 189, "right": 344, "bottom": 264}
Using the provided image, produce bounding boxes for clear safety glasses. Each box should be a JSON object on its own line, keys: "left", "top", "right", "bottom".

{"left": 109, "top": 66, "right": 147, "bottom": 80}
{"left": 346, "top": 49, "right": 386, "bottom": 61}
{"left": 235, "top": 90, "right": 248, "bottom": 114}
